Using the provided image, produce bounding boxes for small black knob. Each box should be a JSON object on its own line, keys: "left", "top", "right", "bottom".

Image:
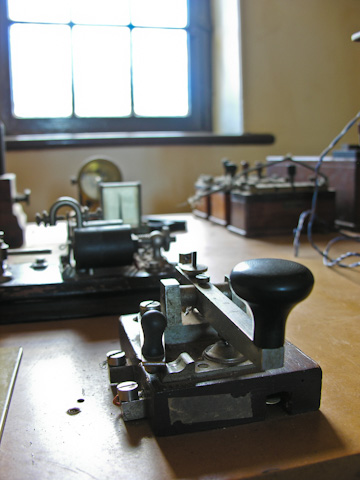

{"left": 255, "top": 162, "right": 263, "bottom": 179}
{"left": 287, "top": 164, "right": 297, "bottom": 186}
{"left": 230, "top": 258, "right": 314, "bottom": 349}
{"left": 141, "top": 310, "right": 167, "bottom": 361}
{"left": 224, "top": 162, "right": 238, "bottom": 177}
{"left": 241, "top": 161, "right": 249, "bottom": 181}
{"left": 222, "top": 158, "right": 238, "bottom": 177}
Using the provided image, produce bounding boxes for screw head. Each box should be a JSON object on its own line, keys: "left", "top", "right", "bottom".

{"left": 196, "top": 273, "right": 210, "bottom": 285}
{"left": 117, "top": 381, "right": 139, "bottom": 402}
{"left": 107, "top": 350, "right": 126, "bottom": 367}
{"left": 31, "top": 257, "right": 48, "bottom": 270}
{"left": 139, "top": 300, "right": 161, "bottom": 317}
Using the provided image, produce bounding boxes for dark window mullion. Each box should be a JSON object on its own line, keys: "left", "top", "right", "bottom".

{"left": 129, "top": 24, "right": 135, "bottom": 117}
{"left": 70, "top": 24, "right": 76, "bottom": 120}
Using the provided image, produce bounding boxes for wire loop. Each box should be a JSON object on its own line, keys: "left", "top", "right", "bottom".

{"left": 293, "top": 111, "right": 360, "bottom": 268}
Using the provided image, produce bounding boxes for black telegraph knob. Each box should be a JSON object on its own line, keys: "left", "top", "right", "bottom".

{"left": 229, "top": 258, "right": 314, "bottom": 349}
{"left": 255, "top": 162, "right": 263, "bottom": 179}
{"left": 241, "top": 161, "right": 249, "bottom": 181}
{"left": 222, "top": 158, "right": 238, "bottom": 177}
{"left": 225, "top": 162, "right": 238, "bottom": 177}
{"left": 141, "top": 310, "right": 167, "bottom": 361}
{"left": 287, "top": 164, "right": 297, "bottom": 186}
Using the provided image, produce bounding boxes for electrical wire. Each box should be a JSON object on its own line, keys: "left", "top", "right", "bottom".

{"left": 293, "top": 111, "right": 360, "bottom": 267}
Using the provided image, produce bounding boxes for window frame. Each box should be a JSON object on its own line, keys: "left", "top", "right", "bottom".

{"left": 0, "top": 0, "right": 212, "bottom": 135}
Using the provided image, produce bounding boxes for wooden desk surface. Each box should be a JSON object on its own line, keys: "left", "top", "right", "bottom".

{"left": 1, "top": 215, "right": 360, "bottom": 479}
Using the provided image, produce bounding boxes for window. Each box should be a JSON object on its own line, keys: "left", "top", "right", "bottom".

{"left": 0, "top": 0, "right": 212, "bottom": 135}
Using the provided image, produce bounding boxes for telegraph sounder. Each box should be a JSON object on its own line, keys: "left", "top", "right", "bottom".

{"left": 0, "top": 196, "right": 183, "bottom": 323}
{"left": 107, "top": 254, "right": 322, "bottom": 435}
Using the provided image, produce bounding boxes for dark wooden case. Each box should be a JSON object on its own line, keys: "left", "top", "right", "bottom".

{"left": 0, "top": 174, "right": 26, "bottom": 248}
{"left": 192, "top": 185, "right": 211, "bottom": 219}
{"left": 208, "top": 191, "right": 231, "bottom": 226}
{"left": 228, "top": 189, "right": 336, "bottom": 237}
{"left": 267, "top": 149, "right": 360, "bottom": 230}
{"left": 193, "top": 188, "right": 230, "bottom": 226}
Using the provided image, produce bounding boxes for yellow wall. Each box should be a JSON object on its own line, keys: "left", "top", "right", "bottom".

{"left": 6, "top": 0, "right": 360, "bottom": 221}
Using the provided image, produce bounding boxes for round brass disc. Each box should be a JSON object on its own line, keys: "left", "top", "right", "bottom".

{"left": 77, "top": 157, "right": 122, "bottom": 201}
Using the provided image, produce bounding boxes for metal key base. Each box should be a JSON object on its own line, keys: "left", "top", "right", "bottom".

{"left": 110, "top": 312, "right": 322, "bottom": 436}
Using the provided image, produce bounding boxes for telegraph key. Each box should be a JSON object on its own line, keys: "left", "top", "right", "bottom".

{"left": 108, "top": 254, "right": 322, "bottom": 435}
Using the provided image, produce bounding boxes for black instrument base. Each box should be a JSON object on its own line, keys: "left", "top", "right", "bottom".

{"left": 0, "top": 262, "right": 175, "bottom": 324}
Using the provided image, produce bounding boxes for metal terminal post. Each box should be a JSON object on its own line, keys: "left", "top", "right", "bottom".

{"left": 117, "top": 381, "right": 146, "bottom": 421}
{"left": 178, "top": 252, "right": 208, "bottom": 276}
{"left": 107, "top": 350, "right": 126, "bottom": 367}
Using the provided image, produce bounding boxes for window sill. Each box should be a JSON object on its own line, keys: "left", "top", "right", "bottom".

{"left": 5, "top": 131, "right": 275, "bottom": 150}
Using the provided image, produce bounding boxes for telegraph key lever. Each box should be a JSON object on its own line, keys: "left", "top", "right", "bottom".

{"left": 157, "top": 256, "right": 314, "bottom": 370}
{"left": 230, "top": 258, "right": 314, "bottom": 349}
{"left": 109, "top": 256, "right": 322, "bottom": 435}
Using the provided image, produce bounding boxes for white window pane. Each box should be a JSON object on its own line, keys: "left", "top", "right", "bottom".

{"left": 71, "top": 0, "right": 130, "bottom": 25}
{"left": 131, "top": 0, "right": 187, "bottom": 28}
{"left": 10, "top": 24, "right": 73, "bottom": 118}
{"left": 8, "top": 0, "right": 71, "bottom": 23}
{"left": 72, "top": 26, "right": 132, "bottom": 118}
{"left": 132, "top": 29, "right": 189, "bottom": 117}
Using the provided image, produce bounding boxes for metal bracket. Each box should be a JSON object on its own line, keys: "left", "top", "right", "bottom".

{"left": 160, "top": 273, "right": 284, "bottom": 370}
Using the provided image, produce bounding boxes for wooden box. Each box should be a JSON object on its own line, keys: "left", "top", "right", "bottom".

{"left": 267, "top": 150, "right": 360, "bottom": 230}
{"left": 208, "top": 191, "right": 231, "bottom": 226}
{"left": 228, "top": 189, "right": 336, "bottom": 237}
{"left": 0, "top": 174, "right": 26, "bottom": 247}
{"left": 192, "top": 187, "right": 230, "bottom": 225}
{"left": 192, "top": 185, "right": 211, "bottom": 219}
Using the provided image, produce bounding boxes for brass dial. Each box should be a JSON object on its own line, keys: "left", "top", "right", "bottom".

{"left": 77, "top": 157, "right": 122, "bottom": 208}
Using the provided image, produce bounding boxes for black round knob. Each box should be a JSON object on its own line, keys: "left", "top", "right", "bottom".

{"left": 287, "top": 164, "right": 297, "bottom": 185}
{"left": 223, "top": 162, "right": 238, "bottom": 177}
{"left": 255, "top": 162, "right": 263, "bottom": 179}
{"left": 141, "top": 310, "right": 167, "bottom": 361}
{"left": 230, "top": 258, "right": 314, "bottom": 349}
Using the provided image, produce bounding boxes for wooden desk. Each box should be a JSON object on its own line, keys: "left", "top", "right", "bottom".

{"left": 1, "top": 215, "right": 360, "bottom": 479}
